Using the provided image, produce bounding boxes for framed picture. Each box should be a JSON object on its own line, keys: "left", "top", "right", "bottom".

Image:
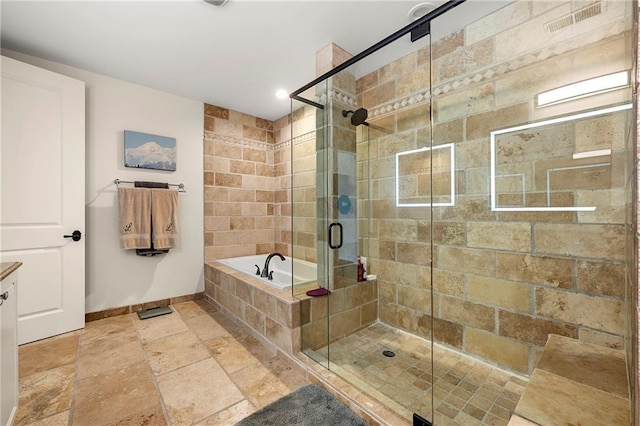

{"left": 124, "top": 130, "right": 176, "bottom": 171}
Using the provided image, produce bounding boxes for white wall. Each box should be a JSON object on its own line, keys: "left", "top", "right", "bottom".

{"left": 2, "top": 50, "right": 204, "bottom": 313}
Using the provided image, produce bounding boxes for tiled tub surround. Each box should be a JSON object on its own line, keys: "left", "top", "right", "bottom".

{"left": 205, "top": 262, "right": 302, "bottom": 355}
{"left": 204, "top": 260, "right": 379, "bottom": 355}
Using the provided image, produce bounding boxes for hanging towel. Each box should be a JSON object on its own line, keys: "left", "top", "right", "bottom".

{"left": 151, "top": 189, "right": 178, "bottom": 249}
{"left": 118, "top": 187, "right": 152, "bottom": 249}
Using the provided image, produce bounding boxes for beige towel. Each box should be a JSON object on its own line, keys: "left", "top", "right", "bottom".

{"left": 118, "top": 187, "right": 152, "bottom": 249}
{"left": 151, "top": 189, "right": 178, "bottom": 249}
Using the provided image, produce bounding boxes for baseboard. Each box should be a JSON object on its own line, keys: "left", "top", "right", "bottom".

{"left": 85, "top": 292, "right": 204, "bottom": 322}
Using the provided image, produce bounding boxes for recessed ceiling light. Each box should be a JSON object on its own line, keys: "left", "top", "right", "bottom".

{"left": 203, "top": 0, "right": 229, "bottom": 6}
{"left": 408, "top": 2, "right": 435, "bottom": 21}
{"left": 275, "top": 89, "right": 289, "bottom": 100}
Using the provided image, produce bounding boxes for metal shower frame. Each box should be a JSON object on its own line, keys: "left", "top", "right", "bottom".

{"left": 288, "top": 0, "right": 466, "bottom": 107}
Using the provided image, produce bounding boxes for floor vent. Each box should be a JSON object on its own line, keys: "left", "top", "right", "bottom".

{"left": 137, "top": 306, "right": 172, "bottom": 320}
{"left": 545, "top": 1, "right": 604, "bottom": 33}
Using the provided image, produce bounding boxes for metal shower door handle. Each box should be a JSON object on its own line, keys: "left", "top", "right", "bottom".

{"left": 328, "top": 223, "right": 343, "bottom": 249}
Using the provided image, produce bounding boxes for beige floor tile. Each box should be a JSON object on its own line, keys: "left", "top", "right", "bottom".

{"left": 262, "top": 356, "right": 309, "bottom": 390}
{"left": 172, "top": 299, "right": 219, "bottom": 320}
{"left": 23, "top": 410, "right": 70, "bottom": 426}
{"left": 15, "top": 364, "right": 75, "bottom": 425}
{"left": 82, "top": 314, "right": 136, "bottom": 344}
{"left": 134, "top": 310, "right": 190, "bottom": 343}
{"left": 186, "top": 312, "right": 237, "bottom": 341}
{"left": 205, "top": 334, "right": 262, "bottom": 373}
{"left": 230, "top": 362, "right": 295, "bottom": 408}
{"left": 195, "top": 400, "right": 255, "bottom": 425}
{"left": 18, "top": 332, "right": 79, "bottom": 378}
{"left": 72, "top": 361, "right": 159, "bottom": 425}
{"left": 108, "top": 404, "right": 167, "bottom": 426}
{"left": 144, "top": 330, "right": 211, "bottom": 375}
{"left": 157, "top": 358, "right": 244, "bottom": 425}
{"left": 76, "top": 330, "right": 145, "bottom": 379}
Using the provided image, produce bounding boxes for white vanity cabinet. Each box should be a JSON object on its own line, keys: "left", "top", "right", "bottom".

{"left": 0, "top": 263, "right": 20, "bottom": 426}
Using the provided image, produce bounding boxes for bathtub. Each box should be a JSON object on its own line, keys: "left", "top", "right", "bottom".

{"left": 217, "top": 254, "right": 317, "bottom": 290}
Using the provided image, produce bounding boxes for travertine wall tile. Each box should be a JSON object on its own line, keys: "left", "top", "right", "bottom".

{"left": 535, "top": 287, "right": 625, "bottom": 335}
{"left": 496, "top": 253, "right": 573, "bottom": 289}
{"left": 436, "top": 38, "right": 494, "bottom": 82}
{"left": 465, "top": 328, "right": 529, "bottom": 373}
{"left": 431, "top": 269, "right": 465, "bottom": 298}
{"left": 434, "top": 84, "right": 494, "bottom": 123}
{"left": 534, "top": 224, "right": 625, "bottom": 260}
{"left": 440, "top": 296, "right": 495, "bottom": 332}
{"left": 578, "top": 328, "right": 624, "bottom": 350}
{"left": 466, "top": 103, "right": 529, "bottom": 141}
{"left": 467, "top": 275, "right": 531, "bottom": 312}
{"left": 330, "top": 308, "right": 362, "bottom": 341}
{"left": 467, "top": 221, "right": 531, "bottom": 252}
{"left": 576, "top": 260, "right": 625, "bottom": 298}
{"left": 397, "top": 285, "right": 431, "bottom": 312}
{"left": 352, "top": 0, "right": 633, "bottom": 378}
{"left": 466, "top": 2, "right": 531, "bottom": 45}
{"left": 498, "top": 310, "right": 577, "bottom": 347}
{"left": 430, "top": 30, "right": 464, "bottom": 61}
{"left": 437, "top": 247, "right": 495, "bottom": 276}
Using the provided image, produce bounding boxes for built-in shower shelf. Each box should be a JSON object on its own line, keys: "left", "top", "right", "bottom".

{"left": 509, "top": 335, "right": 630, "bottom": 425}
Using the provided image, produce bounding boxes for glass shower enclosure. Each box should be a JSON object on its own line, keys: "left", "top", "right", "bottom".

{"left": 290, "top": 1, "right": 636, "bottom": 424}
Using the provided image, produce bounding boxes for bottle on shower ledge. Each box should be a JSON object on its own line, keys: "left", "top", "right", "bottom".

{"left": 357, "top": 255, "right": 366, "bottom": 282}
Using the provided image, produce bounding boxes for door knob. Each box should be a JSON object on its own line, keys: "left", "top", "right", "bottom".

{"left": 63, "top": 230, "right": 82, "bottom": 242}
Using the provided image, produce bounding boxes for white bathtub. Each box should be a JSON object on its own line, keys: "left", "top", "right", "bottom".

{"left": 217, "top": 254, "right": 317, "bottom": 290}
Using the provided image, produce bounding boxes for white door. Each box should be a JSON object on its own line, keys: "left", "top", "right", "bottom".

{"left": 0, "top": 56, "right": 85, "bottom": 344}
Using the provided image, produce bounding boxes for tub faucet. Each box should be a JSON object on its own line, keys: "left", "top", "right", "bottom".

{"left": 261, "top": 253, "right": 285, "bottom": 279}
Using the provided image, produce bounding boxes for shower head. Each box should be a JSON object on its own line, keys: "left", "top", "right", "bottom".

{"left": 341, "top": 108, "right": 369, "bottom": 126}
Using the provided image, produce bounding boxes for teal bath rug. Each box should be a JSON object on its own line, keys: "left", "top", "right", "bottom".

{"left": 235, "top": 383, "right": 368, "bottom": 426}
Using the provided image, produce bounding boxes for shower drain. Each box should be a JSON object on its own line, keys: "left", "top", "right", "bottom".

{"left": 382, "top": 349, "right": 396, "bottom": 357}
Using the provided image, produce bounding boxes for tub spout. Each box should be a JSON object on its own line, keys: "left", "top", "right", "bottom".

{"left": 261, "top": 253, "right": 285, "bottom": 279}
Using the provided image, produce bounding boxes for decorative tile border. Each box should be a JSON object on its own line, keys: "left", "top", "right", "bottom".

{"left": 366, "top": 21, "right": 628, "bottom": 120}
{"left": 205, "top": 130, "right": 315, "bottom": 152}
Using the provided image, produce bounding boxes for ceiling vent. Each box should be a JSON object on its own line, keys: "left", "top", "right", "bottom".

{"left": 544, "top": 1, "right": 604, "bottom": 33}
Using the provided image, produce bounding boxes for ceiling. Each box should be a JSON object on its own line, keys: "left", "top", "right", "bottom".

{"left": 1, "top": 0, "right": 502, "bottom": 121}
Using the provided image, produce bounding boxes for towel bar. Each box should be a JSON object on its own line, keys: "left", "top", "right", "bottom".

{"left": 114, "top": 178, "right": 186, "bottom": 193}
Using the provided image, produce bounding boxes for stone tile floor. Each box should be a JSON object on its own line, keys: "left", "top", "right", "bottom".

{"left": 307, "top": 322, "right": 528, "bottom": 426}
{"left": 14, "top": 299, "right": 309, "bottom": 425}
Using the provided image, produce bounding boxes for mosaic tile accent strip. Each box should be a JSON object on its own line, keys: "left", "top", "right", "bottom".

{"left": 205, "top": 130, "right": 314, "bottom": 152}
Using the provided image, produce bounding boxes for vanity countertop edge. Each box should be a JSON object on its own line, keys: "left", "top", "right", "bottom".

{"left": 1, "top": 262, "right": 22, "bottom": 281}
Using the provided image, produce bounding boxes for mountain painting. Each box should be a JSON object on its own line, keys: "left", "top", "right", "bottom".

{"left": 124, "top": 130, "right": 177, "bottom": 171}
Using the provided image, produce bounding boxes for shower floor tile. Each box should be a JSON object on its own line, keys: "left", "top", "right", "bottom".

{"left": 306, "top": 322, "right": 528, "bottom": 425}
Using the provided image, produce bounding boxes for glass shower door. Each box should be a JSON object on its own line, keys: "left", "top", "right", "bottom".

{"left": 320, "top": 38, "right": 438, "bottom": 423}
{"left": 428, "top": 1, "right": 635, "bottom": 424}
